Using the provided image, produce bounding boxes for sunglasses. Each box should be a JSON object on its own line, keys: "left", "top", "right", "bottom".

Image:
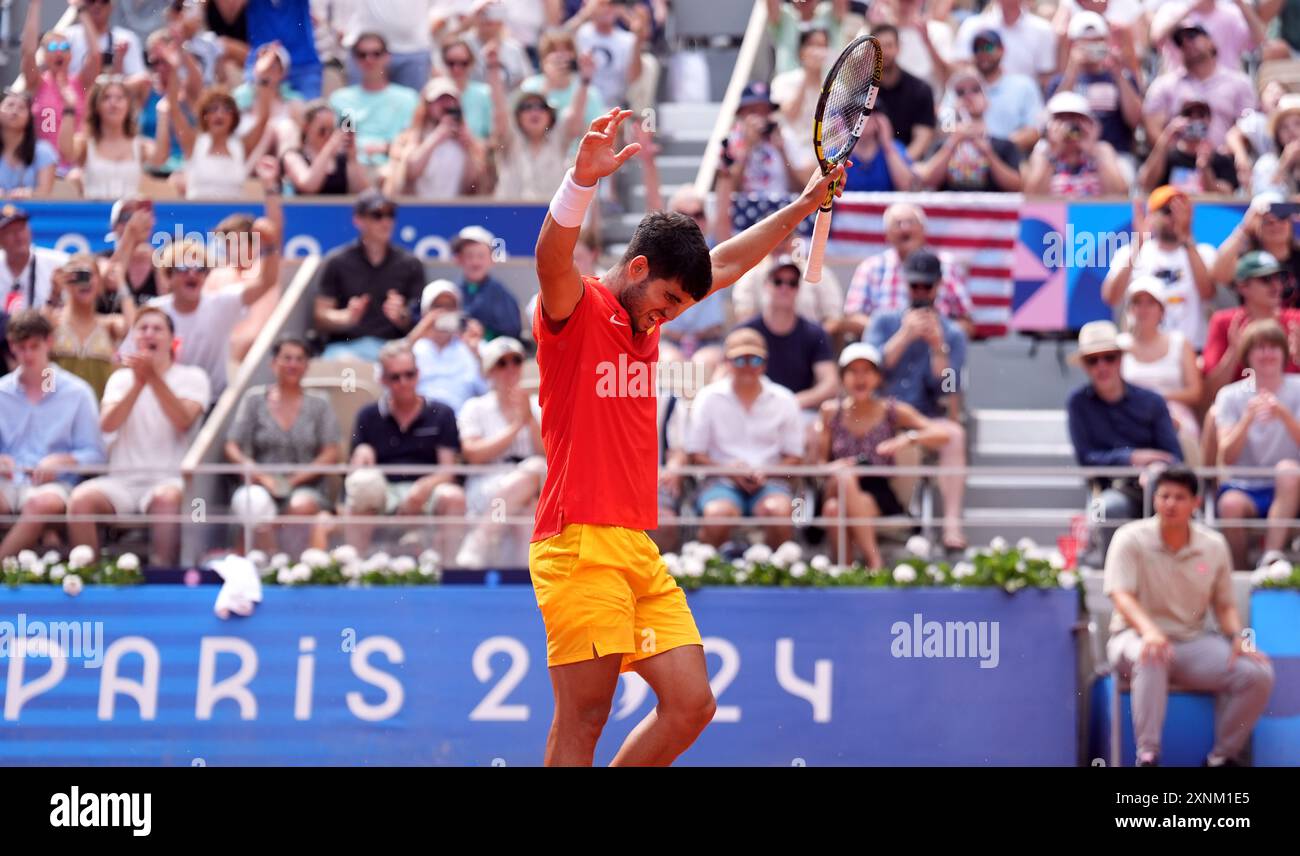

{"left": 975, "top": 41, "right": 999, "bottom": 53}
{"left": 444, "top": 58, "right": 471, "bottom": 68}
{"left": 731, "top": 355, "right": 765, "bottom": 368}
{"left": 384, "top": 369, "right": 417, "bottom": 382}
{"left": 954, "top": 85, "right": 980, "bottom": 97}
{"left": 364, "top": 209, "right": 397, "bottom": 220}
{"left": 1082, "top": 352, "right": 1120, "bottom": 367}
{"left": 494, "top": 355, "right": 524, "bottom": 369}
{"left": 518, "top": 101, "right": 549, "bottom": 113}
{"left": 355, "top": 49, "right": 387, "bottom": 61}
{"left": 771, "top": 276, "right": 799, "bottom": 289}
{"left": 909, "top": 281, "right": 938, "bottom": 290}
{"left": 1251, "top": 273, "right": 1286, "bottom": 286}
{"left": 45, "top": 41, "right": 72, "bottom": 53}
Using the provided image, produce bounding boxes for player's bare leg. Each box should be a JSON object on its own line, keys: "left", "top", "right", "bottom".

{"left": 611, "top": 645, "right": 715, "bottom": 767}
{"left": 545, "top": 653, "right": 623, "bottom": 766}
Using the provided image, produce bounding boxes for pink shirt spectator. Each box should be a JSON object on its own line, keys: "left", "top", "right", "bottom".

{"left": 31, "top": 73, "right": 86, "bottom": 170}
{"left": 1151, "top": 1, "right": 1258, "bottom": 72}
{"left": 1143, "top": 66, "right": 1256, "bottom": 148}
{"left": 845, "top": 247, "right": 973, "bottom": 319}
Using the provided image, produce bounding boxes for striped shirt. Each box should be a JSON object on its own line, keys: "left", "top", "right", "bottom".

{"left": 844, "top": 247, "right": 973, "bottom": 319}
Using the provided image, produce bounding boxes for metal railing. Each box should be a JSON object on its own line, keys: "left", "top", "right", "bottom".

{"left": 4, "top": 461, "right": 1296, "bottom": 564}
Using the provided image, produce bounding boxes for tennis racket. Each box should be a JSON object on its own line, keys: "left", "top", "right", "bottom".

{"left": 804, "top": 35, "right": 883, "bottom": 284}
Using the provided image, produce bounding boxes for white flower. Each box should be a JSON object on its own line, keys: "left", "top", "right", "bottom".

{"left": 369, "top": 551, "right": 391, "bottom": 569}
{"left": 418, "top": 549, "right": 441, "bottom": 568}
{"left": 276, "top": 567, "right": 294, "bottom": 584}
{"left": 29, "top": 561, "right": 46, "bottom": 579}
{"left": 773, "top": 541, "right": 803, "bottom": 566}
{"left": 682, "top": 541, "right": 717, "bottom": 562}
{"left": 1269, "top": 560, "right": 1293, "bottom": 582}
{"left": 2, "top": 556, "right": 18, "bottom": 573}
{"left": 952, "top": 561, "right": 976, "bottom": 580}
{"left": 1049, "top": 553, "right": 1066, "bottom": 570}
{"left": 419, "top": 564, "right": 440, "bottom": 580}
{"left": 731, "top": 559, "right": 747, "bottom": 570}
{"left": 1251, "top": 568, "right": 1270, "bottom": 586}
{"left": 49, "top": 565, "right": 67, "bottom": 583}
{"left": 1015, "top": 560, "right": 1027, "bottom": 572}
{"left": 829, "top": 563, "right": 846, "bottom": 579}
{"left": 18, "top": 549, "right": 39, "bottom": 568}
{"left": 62, "top": 574, "right": 83, "bottom": 596}
{"left": 734, "top": 568, "right": 750, "bottom": 584}
{"left": 925, "top": 563, "right": 944, "bottom": 582}
{"left": 662, "top": 553, "right": 682, "bottom": 576}
{"left": 963, "top": 547, "right": 979, "bottom": 560}
{"left": 810, "top": 554, "right": 831, "bottom": 572}
{"left": 1005, "top": 578, "right": 1026, "bottom": 594}
{"left": 743, "top": 544, "right": 773, "bottom": 564}
{"left": 682, "top": 556, "right": 706, "bottom": 578}
{"left": 790, "top": 561, "right": 808, "bottom": 578}
{"left": 68, "top": 544, "right": 96, "bottom": 569}
{"left": 116, "top": 553, "right": 140, "bottom": 572}
{"left": 892, "top": 564, "right": 917, "bottom": 584}
{"left": 245, "top": 550, "right": 268, "bottom": 569}
{"left": 341, "top": 562, "right": 363, "bottom": 580}
{"left": 989, "top": 536, "right": 1009, "bottom": 553}
{"left": 300, "top": 548, "right": 332, "bottom": 569}
{"left": 392, "top": 556, "right": 417, "bottom": 575}
{"left": 289, "top": 562, "right": 312, "bottom": 583}
{"left": 905, "top": 535, "right": 931, "bottom": 558}
{"left": 331, "top": 545, "right": 360, "bottom": 565}
{"left": 1015, "top": 537, "right": 1037, "bottom": 554}
{"left": 41, "top": 550, "right": 61, "bottom": 566}
{"left": 1058, "top": 570, "right": 1078, "bottom": 590}
{"left": 271, "top": 553, "right": 290, "bottom": 569}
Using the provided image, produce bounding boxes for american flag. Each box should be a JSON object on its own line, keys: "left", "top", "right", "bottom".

{"left": 825, "top": 192, "right": 1021, "bottom": 338}
{"left": 729, "top": 192, "right": 816, "bottom": 238}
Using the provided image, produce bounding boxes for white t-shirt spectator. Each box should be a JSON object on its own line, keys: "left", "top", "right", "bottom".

{"left": 1214, "top": 375, "right": 1300, "bottom": 488}
{"left": 897, "top": 20, "right": 954, "bottom": 97}
{"left": 686, "top": 376, "right": 806, "bottom": 466}
{"left": 1107, "top": 241, "right": 1216, "bottom": 349}
{"left": 575, "top": 22, "right": 637, "bottom": 107}
{"left": 458, "top": 390, "right": 542, "bottom": 462}
{"left": 141, "top": 287, "right": 247, "bottom": 398}
{"left": 1057, "top": 0, "right": 1145, "bottom": 26}
{"left": 65, "top": 22, "right": 146, "bottom": 78}
{"left": 337, "top": 0, "right": 435, "bottom": 53}
{"left": 951, "top": 4, "right": 1057, "bottom": 80}
{"left": 0, "top": 246, "right": 69, "bottom": 314}
{"left": 102, "top": 362, "right": 211, "bottom": 476}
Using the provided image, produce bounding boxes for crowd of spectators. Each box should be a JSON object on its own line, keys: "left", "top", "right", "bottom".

{"left": 5, "top": 0, "right": 1300, "bottom": 573}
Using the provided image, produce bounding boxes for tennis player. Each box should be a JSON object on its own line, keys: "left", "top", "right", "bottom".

{"left": 530, "top": 107, "right": 846, "bottom": 766}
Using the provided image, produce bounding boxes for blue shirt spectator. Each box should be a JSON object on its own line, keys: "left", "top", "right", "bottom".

{"left": 845, "top": 140, "right": 912, "bottom": 192}
{"left": 0, "top": 140, "right": 57, "bottom": 195}
{"left": 413, "top": 337, "right": 487, "bottom": 413}
{"left": 461, "top": 276, "right": 522, "bottom": 342}
{"left": 243, "top": 0, "right": 323, "bottom": 98}
{"left": 1067, "top": 382, "right": 1183, "bottom": 467}
{"left": 864, "top": 309, "right": 967, "bottom": 418}
{"left": 979, "top": 72, "right": 1044, "bottom": 143}
{"left": 0, "top": 365, "right": 104, "bottom": 488}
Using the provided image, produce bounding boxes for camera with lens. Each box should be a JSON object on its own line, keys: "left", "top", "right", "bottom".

{"left": 69, "top": 269, "right": 93, "bottom": 285}
{"left": 1182, "top": 120, "right": 1208, "bottom": 141}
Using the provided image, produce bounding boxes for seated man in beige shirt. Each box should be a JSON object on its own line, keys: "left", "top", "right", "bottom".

{"left": 1104, "top": 466, "right": 1275, "bottom": 767}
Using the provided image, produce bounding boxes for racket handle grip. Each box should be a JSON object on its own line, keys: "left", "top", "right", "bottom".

{"left": 805, "top": 206, "right": 833, "bottom": 284}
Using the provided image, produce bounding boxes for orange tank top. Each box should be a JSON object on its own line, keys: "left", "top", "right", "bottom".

{"left": 532, "top": 276, "right": 660, "bottom": 540}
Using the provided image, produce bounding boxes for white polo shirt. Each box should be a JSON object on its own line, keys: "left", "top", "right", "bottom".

{"left": 685, "top": 377, "right": 805, "bottom": 467}
{"left": 952, "top": 4, "right": 1058, "bottom": 79}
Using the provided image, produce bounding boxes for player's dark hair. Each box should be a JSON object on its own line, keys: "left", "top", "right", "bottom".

{"left": 620, "top": 211, "right": 713, "bottom": 301}
{"left": 1154, "top": 466, "right": 1199, "bottom": 497}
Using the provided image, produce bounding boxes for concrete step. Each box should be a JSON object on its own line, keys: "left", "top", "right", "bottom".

{"left": 620, "top": 154, "right": 703, "bottom": 186}
{"left": 971, "top": 408, "right": 1072, "bottom": 448}
{"left": 965, "top": 474, "right": 1088, "bottom": 510}
{"left": 655, "top": 102, "right": 722, "bottom": 135}
{"left": 964, "top": 336, "right": 1088, "bottom": 410}
{"left": 971, "top": 449, "right": 1078, "bottom": 470}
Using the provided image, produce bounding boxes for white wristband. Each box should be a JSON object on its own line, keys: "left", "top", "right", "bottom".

{"left": 548, "top": 168, "right": 597, "bottom": 229}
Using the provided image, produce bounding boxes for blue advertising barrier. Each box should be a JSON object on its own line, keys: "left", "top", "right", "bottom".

{"left": 0, "top": 587, "right": 1078, "bottom": 766}
{"left": 1252, "top": 591, "right": 1300, "bottom": 766}
{"left": 17, "top": 200, "right": 549, "bottom": 262}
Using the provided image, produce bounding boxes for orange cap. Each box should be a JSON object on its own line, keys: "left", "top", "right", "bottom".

{"left": 1147, "top": 185, "right": 1187, "bottom": 213}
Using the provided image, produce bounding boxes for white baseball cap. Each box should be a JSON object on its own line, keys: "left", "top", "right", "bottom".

{"left": 420, "top": 279, "right": 461, "bottom": 314}
{"left": 1126, "top": 276, "right": 1167, "bottom": 308}
{"left": 452, "top": 225, "right": 497, "bottom": 254}
{"left": 1068, "top": 11, "right": 1109, "bottom": 40}
{"left": 1047, "top": 91, "right": 1093, "bottom": 119}
{"left": 838, "top": 342, "right": 884, "bottom": 370}
{"left": 480, "top": 336, "right": 525, "bottom": 373}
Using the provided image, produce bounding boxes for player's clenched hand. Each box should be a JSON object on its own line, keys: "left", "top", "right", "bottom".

{"left": 798, "top": 161, "right": 850, "bottom": 212}
{"left": 572, "top": 108, "right": 641, "bottom": 186}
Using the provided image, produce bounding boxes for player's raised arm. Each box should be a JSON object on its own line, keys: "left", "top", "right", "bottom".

{"left": 535, "top": 108, "right": 641, "bottom": 323}
{"left": 707, "top": 163, "right": 848, "bottom": 294}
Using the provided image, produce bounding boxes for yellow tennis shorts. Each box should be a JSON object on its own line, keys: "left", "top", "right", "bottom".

{"left": 528, "top": 523, "right": 702, "bottom": 672}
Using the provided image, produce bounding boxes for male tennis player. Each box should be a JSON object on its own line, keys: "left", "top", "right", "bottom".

{"left": 530, "top": 107, "right": 847, "bottom": 766}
